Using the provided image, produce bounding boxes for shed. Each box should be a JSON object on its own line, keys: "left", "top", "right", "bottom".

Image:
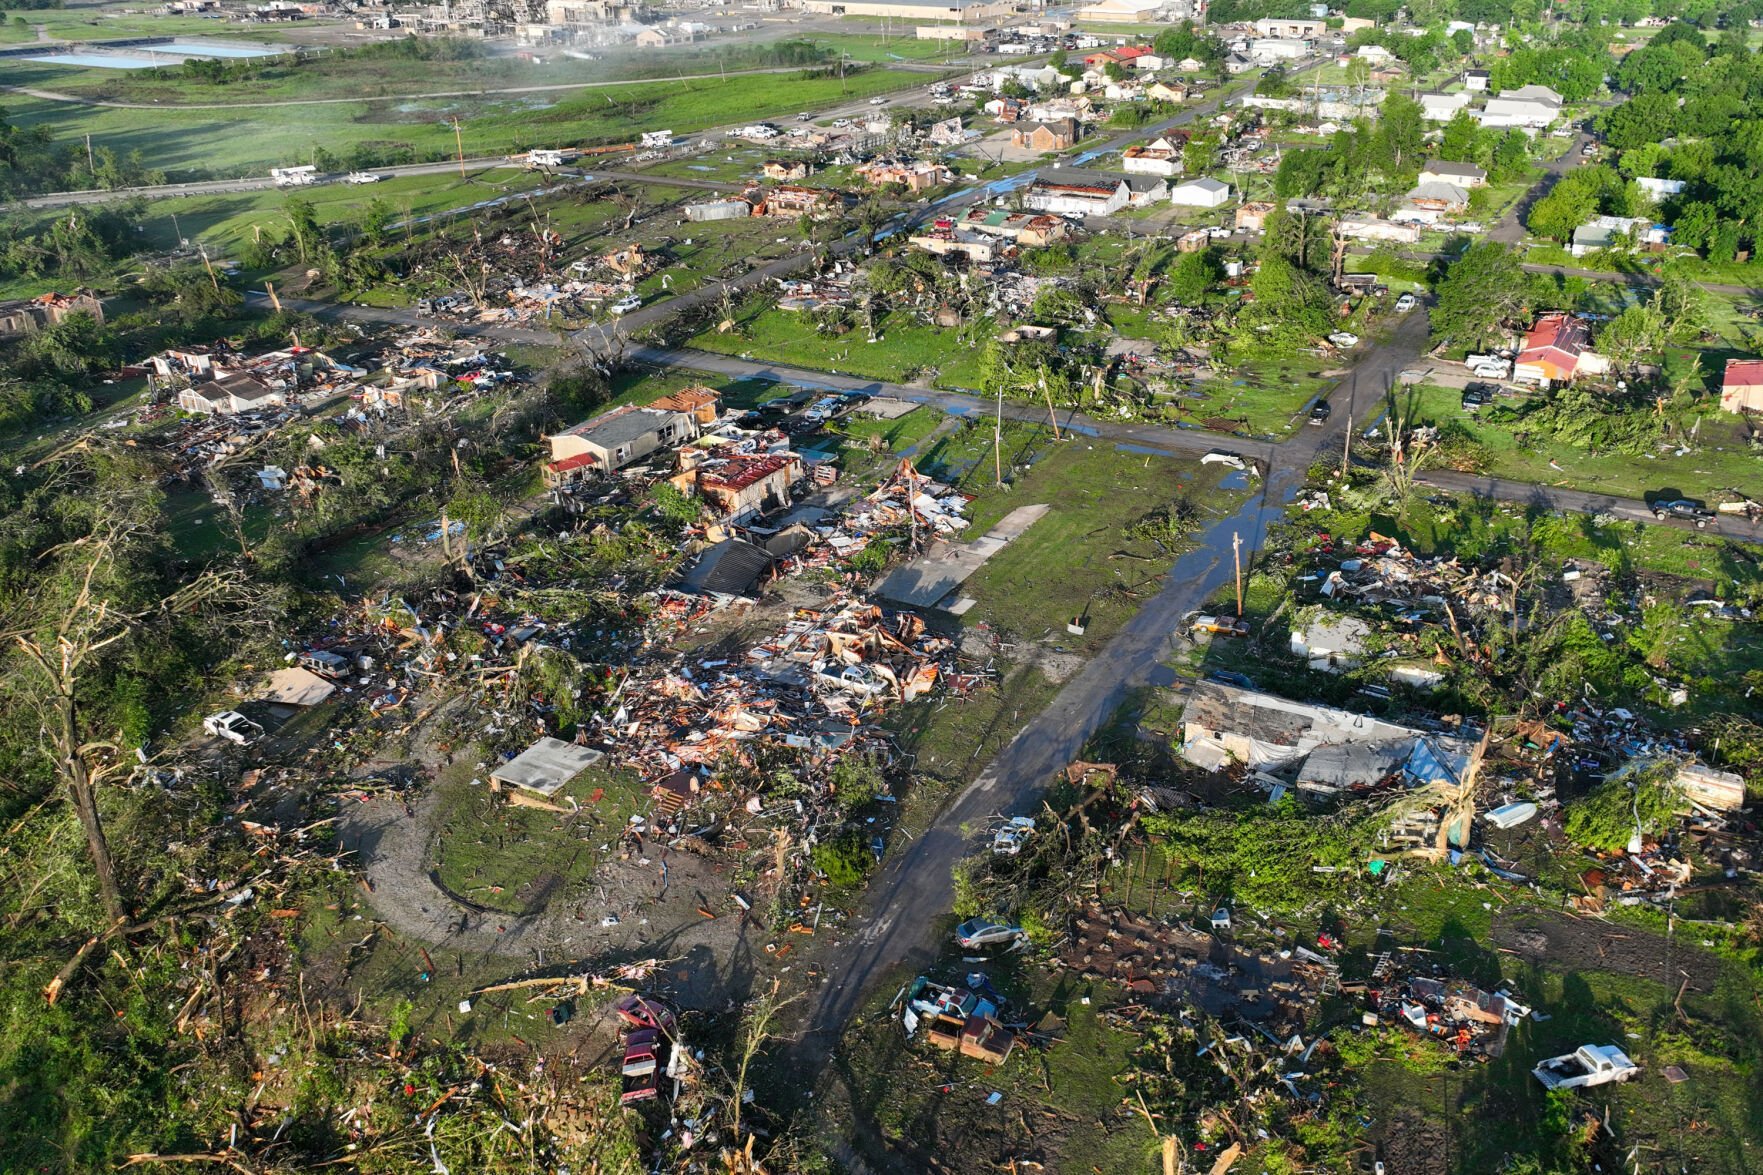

{"left": 675, "top": 538, "right": 774, "bottom": 599}
{"left": 491, "top": 737, "right": 606, "bottom": 797}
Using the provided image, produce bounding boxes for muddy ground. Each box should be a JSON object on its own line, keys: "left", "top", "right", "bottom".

{"left": 1491, "top": 909, "right": 1723, "bottom": 995}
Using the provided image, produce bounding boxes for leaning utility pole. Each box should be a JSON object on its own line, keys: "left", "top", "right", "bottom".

{"left": 1232, "top": 531, "right": 1245, "bottom": 617}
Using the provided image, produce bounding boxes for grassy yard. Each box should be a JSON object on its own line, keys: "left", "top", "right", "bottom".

{"left": 1403, "top": 383, "right": 1761, "bottom": 504}
{"left": 1183, "top": 352, "right": 1331, "bottom": 438}
{"left": 6, "top": 65, "right": 940, "bottom": 181}
{"left": 691, "top": 304, "right": 993, "bottom": 389}
{"left": 429, "top": 761, "right": 650, "bottom": 917}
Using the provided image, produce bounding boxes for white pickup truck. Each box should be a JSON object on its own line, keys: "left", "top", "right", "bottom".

{"left": 1532, "top": 1044, "right": 1639, "bottom": 1091}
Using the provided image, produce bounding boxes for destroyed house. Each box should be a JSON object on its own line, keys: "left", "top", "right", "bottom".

{"left": 855, "top": 159, "right": 953, "bottom": 193}
{"left": 675, "top": 537, "right": 774, "bottom": 600}
{"left": 1515, "top": 313, "right": 1607, "bottom": 384}
{"left": 546, "top": 403, "right": 700, "bottom": 483}
{"left": 1121, "top": 136, "right": 1185, "bottom": 177}
{"left": 179, "top": 372, "right": 285, "bottom": 415}
{"left": 675, "top": 451, "right": 803, "bottom": 522}
{"left": 1179, "top": 681, "right": 1484, "bottom": 800}
{"left": 649, "top": 385, "right": 722, "bottom": 425}
{"left": 760, "top": 185, "right": 848, "bottom": 219}
{"left": 1720, "top": 357, "right": 1763, "bottom": 414}
{"left": 1024, "top": 168, "right": 1153, "bottom": 216}
{"left": 0, "top": 291, "right": 104, "bottom": 338}
{"left": 958, "top": 207, "right": 1070, "bottom": 246}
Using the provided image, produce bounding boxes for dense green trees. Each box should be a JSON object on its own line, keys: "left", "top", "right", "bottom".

{"left": 1429, "top": 242, "right": 1530, "bottom": 355}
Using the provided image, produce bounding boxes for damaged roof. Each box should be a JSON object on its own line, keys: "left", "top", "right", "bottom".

{"left": 675, "top": 538, "right": 774, "bottom": 599}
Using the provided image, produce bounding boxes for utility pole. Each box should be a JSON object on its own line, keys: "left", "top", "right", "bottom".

{"left": 1341, "top": 373, "right": 1356, "bottom": 479}
{"left": 84, "top": 133, "right": 94, "bottom": 174}
{"left": 993, "top": 387, "right": 1004, "bottom": 487}
{"left": 1232, "top": 531, "right": 1244, "bottom": 616}
{"left": 451, "top": 117, "right": 466, "bottom": 178}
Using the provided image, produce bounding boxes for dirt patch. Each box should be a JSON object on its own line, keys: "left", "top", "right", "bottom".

{"left": 1375, "top": 1107, "right": 1449, "bottom": 1175}
{"left": 1492, "top": 910, "right": 1724, "bottom": 994}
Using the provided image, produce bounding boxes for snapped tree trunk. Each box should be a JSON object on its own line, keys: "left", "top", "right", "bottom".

{"left": 59, "top": 697, "right": 126, "bottom": 925}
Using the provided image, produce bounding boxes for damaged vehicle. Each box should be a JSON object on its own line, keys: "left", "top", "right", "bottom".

{"left": 202, "top": 711, "right": 263, "bottom": 746}
{"left": 955, "top": 918, "right": 1027, "bottom": 949}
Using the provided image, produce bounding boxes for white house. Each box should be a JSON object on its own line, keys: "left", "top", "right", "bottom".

{"left": 1463, "top": 68, "right": 1490, "bottom": 91}
{"left": 1169, "top": 176, "right": 1233, "bottom": 207}
{"left": 1419, "top": 159, "right": 1487, "bottom": 188}
{"left": 1254, "top": 16, "right": 1325, "bottom": 36}
{"left": 1248, "top": 38, "right": 1308, "bottom": 64}
{"left": 1570, "top": 215, "right": 1670, "bottom": 257}
{"left": 1419, "top": 90, "right": 1473, "bottom": 122}
{"left": 1636, "top": 176, "right": 1686, "bottom": 200}
{"left": 1479, "top": 84, "right": 1562, "bottom": 130}
{"left": 1024, "top": 170, "right": 1132, "bottom": 216}
{"left": 1121, "top": 136, "right": 1184, "bottom": 177}
{"left": 1354, "top": 43, "right": 1395, "bottom": 63}
{"left": 179, "top": 372, "right": 286, "bottom": 415}
{"left": 1336, "top": 216, "right": 1421, "bottom": 244}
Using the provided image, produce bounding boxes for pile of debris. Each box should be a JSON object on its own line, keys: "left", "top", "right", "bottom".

{"left": 1365, "top": 960, "right": 1531, "bottom": 1060}
{"left": 603, "top": 593, "right": 961, "bottom": 782}
{"left": 896, "top": 973, "right": 1019, "bottom": 1065}
{"left": 1059, "top": 902, "right": 1324, "bottom": 1033}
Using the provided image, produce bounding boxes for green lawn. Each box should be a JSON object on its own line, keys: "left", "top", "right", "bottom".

{"left": 6, "top": 65, "right": 940, "bottom": 181}
{"left": 1404, "top": 383, "right": 1762, "bottom": 505}
{"left": 1183, "top": 353, "right": 1330, "bottom": 438}
{"left": 691, "top": 304, "right": 992, "bottom": 389}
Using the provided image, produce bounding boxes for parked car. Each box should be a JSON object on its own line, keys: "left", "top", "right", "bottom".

{"left": 797, "top": 111, "right": 814, "bottom": 120}
{"left": 814, "top": 662, "right": 887, "bottom": 697}
{"left": 1327, "top": 331, "right": 1360, "bottom": 347}
{"left": 1652, "top": 499, "right": 1715, "bottom": 527}
{"left": 345, "top": 171, "right": 382, "bottom": 184}
{"left": 991, "top": 816, "right": 1036, "bottom": 855}
{"left": 954, "top": 918, "right": 1026, "bottom": 949}
{"left": 610, "top": 294, "right": 642, "bottom": 315}
{"left": 869, "top": 95, "right": 888, "bottom": 105}
{"left": 203, "top": 711, "right": 263, "bottom": 745}
{"left": 298, "top": 650, "right": 353, "bottom": 679}
{"left": 1533, "top": 1044, "right": 1639, "bottom": 1090}
{"left": 1394, "top": 293, "right": 1417, "bottom": 312}
{"left": 1308, "top": 400, "right": 1332, "bottom": 426}
{"left": 1207, "top": 669, "right": 1257, "bottom": 690}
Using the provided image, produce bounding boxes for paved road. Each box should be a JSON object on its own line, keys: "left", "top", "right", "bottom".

{"left": 1490, "top": 124, "right": 1589, "bottom": 245}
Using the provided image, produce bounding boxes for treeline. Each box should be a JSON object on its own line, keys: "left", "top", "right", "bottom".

{"left": 0, "top": 108, "right": 166, "bottom": 198}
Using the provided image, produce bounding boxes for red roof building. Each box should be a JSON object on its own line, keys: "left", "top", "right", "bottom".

{"left": 1721, "top": 357, "right": 1763, "bottom": 414}
{"left": 1515, "top": 314, "right": 1599, "bottom": 383}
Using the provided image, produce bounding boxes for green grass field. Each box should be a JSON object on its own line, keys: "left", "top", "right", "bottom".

{"left": 691, "top": 304, "right": 993, "bottom": 389}
{"left": 1404, "top": 383, "right": 1761, "bottom": 504}
{"left": 5, "top": 65, "right": 940, "bottom": 180}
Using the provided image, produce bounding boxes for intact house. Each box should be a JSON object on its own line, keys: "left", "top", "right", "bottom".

{"left": 1168, "top": 176, "right": 1233, "bottom": 207}
{"left": 855, "top": 158, "right": 953, "bottom": 192}
{"left": 1478, "top": 84, "right": 1562, "bottom": 130}
{"left": 1420, "top": 90, "right": 1473, "bottom": 122}
{"left": 0, "top": 291, "right": 104, "bottom": 339}
{"left": 1025, "top": 168, "right": 1167, "bottom": 216}
{"left": 1570, "top": 215, "right": 1670, "bottom": 257}
{"left": 1463, "top": 68, "right": 1490, "bottom": 90}
{"left": 544, "top": 403, "right": 701, "bottom": 486}
{"left": 1178, "top": 680, "right": 1486, "bottom": 804}
{"left": 959, "top": 207, "right": 1072, "bottom": 246}
{"left": 1254, "top": 15, "right": 1326, "bottom": 36}
{"left": 179, "top": 372, "right": 286, "bottom": 415}
{"left": 1121, "top": 136, "right": 1185, "bottom": 177}
{"left": 1146, "top": 80, "right": 1188, "bottom": 104}
{"left": 1720, "top": 357, "right": 1763, "bottom": 414}
{"left": 763, "top": 159, "right": 811, "bottom": 181}
{"left": 1419, "top": 160, "right": 1487, "bottom": 188}
{"left": 1636, "top": 176, "right": 1685, "bottom": 201}
{"left": 1011, "top": 118, "right": 1079, "bottom": 152}
{"left": 671, "top": 449, "right": 803, "bottom": 523}
{"left": 1248, "top": 37, "right": 1309, "bottom": 64}
{"left": 1514, "top": 314, "right": 1610, "bottom": 384}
